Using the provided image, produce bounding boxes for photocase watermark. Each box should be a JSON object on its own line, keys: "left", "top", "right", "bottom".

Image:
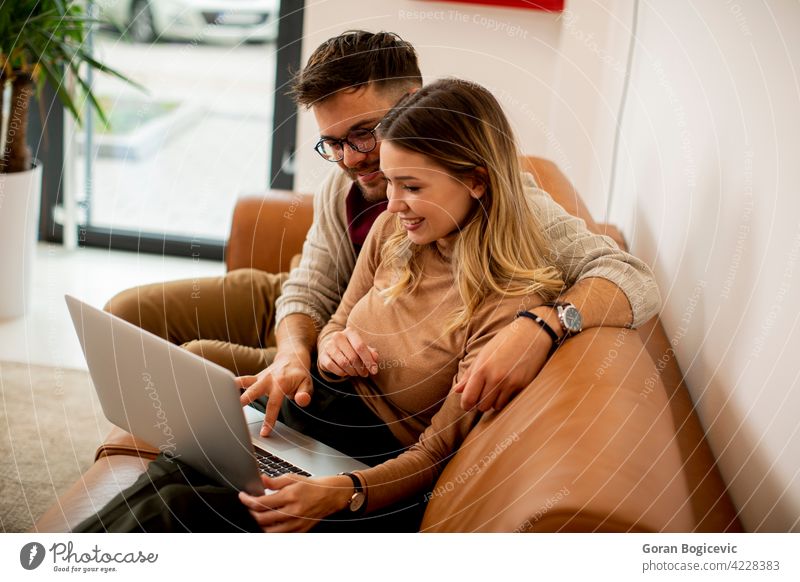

{"left": 595, "top": 327, "right": 630, "bottom": 378}
{"left": 720, "top": 147, "right": 754, "bottom": 300}
{"left": 725, "top": 0, "right": 753, "bottom": 38}
{"left": 282, "top": 192, "right": 306, "bottom": 220}
{"left": 652, "top": 59, "right": 697, "bottom": 193}
{"left": 398, "top": 8, "right": 529, "bottom": 39}
{"left": 558, "top": 9, "right": 627, "bottom": 74}
{"left": 42, "top": 243, "right": 68, "bottom": 396}
{"left": 574, "top": 278, "right": 648, "bottom": 380}
{"left": 1, "top": 82, "right": 34, "bottom": 168}
{"left": 424, "top": 431, "right": 519, "bottom": 501}
{"left": 641, "top": 279, "right": 707, "bottom": 398}
{"left": 751, "top": 224, "right": 800, "bottom": 360}
{"left": 513, "top": 485, "right": 570, "bottom": 532}
{"left": 142, "top": 371, "right": 180, "bottom": 458}
{"left": 493, "top": 87, "right": 573, "bottom": 174}
{"left": 472, "top": 13, "right": 529, "bottom": 39}
{"left": 20, "top": 542, "right": 46, "bottom": 570}
{"left": 509, "top": 295, "right": 546, "bottom": 334}
{"left": 376, "top": 357, "right": 407, "bottom": 370}
{"left": 190, "top": 238, "right": 202, "bottom": 299}
{"left": 19, "top": 541, "right": 159, "bottom": 573}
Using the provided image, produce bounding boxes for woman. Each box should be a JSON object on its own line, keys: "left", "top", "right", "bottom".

{"left": 236, "top": 78, "right": 565, "bottom": 532}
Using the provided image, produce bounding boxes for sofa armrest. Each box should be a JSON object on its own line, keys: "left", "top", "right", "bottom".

{"left": 421, "top": 327, "right": 695, "bottom": 532}
{"left": 94, "top": 426, "right": 160, "bottom": 462}
{"left": 225, "top": 191, "right": 313, "bottom": 273}
{"left": 33, "top": 455, "right": 151, "bottom": 533}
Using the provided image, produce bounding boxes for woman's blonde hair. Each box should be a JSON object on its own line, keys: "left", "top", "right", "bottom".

{"left": 378, "top": 78, "right": 564, "bottom": 329}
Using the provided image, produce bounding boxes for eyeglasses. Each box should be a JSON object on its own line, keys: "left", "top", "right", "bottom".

{"left": 314, "top": 122, "right": 381, "bottom": 162}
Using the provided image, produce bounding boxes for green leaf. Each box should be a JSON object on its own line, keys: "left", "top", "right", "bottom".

{"left": 37, "top": 57, "right": 81, "bottom": 123}
{"left": 68, "top": 59, "right": 111, "bottom": 127}
{"left": 2, "top": 0, "right": 145, "bottom": 125}
{"left": 75, "top": 48, "right": 148, "bottom": 94}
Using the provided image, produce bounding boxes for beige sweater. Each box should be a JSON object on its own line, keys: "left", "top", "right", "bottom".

{"left": 275, "top": 168, "right": 661, "bottom": 330}
{"left": 318, "top": 212, "right": 546, "bottom": 513}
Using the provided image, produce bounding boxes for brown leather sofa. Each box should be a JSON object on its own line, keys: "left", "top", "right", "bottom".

{"left": 34, "top": 157, "right": 742, "bottom": 532}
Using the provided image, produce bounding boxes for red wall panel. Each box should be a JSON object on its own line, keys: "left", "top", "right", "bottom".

{"left": 431, "top": 0, "right": 564, "bottom": 12}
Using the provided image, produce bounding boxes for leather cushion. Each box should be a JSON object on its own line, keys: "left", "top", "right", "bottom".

{"left": 421, "top": 327, "right": 695, "bottom": 532}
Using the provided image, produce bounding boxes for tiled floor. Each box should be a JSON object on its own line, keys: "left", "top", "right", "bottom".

{"left": 0, "top": 243, "right": 224, "bottom": 370}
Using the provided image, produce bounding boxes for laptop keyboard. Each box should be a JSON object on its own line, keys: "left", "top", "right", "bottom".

{"left": 254, "top": 449, "right": 312, "bottom": 477}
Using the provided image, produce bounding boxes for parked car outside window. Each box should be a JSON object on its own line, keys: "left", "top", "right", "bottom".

{"left": 98, "top": 0, "right": 279, "bottom": 44}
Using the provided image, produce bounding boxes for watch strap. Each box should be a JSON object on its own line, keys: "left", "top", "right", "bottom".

{"left": 338, "top": 472, "right": 366, "bottom": 514}
{"left": 540, "top": 302, "right": 582, "bottom": 339}
{"left": 339, "top": 472, "right": 363, "bottom": 493}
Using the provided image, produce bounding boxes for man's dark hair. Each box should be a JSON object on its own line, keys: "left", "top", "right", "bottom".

{"left": 289, "top": 30, "right": 422, "bottom": 108}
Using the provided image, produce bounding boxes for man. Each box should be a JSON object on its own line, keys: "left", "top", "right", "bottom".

{"left": 107, "top": 30, "right": 659, "bottom": 442}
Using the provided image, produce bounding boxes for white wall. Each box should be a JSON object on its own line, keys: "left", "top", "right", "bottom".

{"left": 294, "top": 0, "right": 563, "bottom": 192}
{"left": 607, "top": 0, "right": 800, "bottom": 531}
{"left": 545, "top": 0, "right": 634, "bottom": 219}
{"left": 294, "top": 0, "right": 800, "bottom": 531}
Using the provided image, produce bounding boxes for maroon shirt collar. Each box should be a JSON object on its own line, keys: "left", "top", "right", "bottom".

{"left": 345, "top": 183, "right": 388, "bottom": 255}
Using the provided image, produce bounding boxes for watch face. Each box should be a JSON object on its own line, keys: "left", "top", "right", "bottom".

{"left": 562, "top": 306, "right": 583, "bottom": 333}
{"left": 349, "top": 492, "right": 366, "bottom": 513}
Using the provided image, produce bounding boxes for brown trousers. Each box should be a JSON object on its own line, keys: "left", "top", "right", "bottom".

{"left": 104, "top": 268, "right": 287, "bottom": 376}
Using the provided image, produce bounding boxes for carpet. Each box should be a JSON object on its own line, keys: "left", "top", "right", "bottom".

{"left": 0, "top": 361, "right": 112, "bottom": 532}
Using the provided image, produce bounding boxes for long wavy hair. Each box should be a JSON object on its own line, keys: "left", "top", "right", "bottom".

{"left": 378, "top": 78, "right": 564, "bottom": 329}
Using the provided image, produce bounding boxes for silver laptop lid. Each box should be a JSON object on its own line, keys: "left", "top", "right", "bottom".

{"left": 66, "top": 294, "right": 265, "bottom": 495}
{"left": 65, "top": 295, "right": 368, "bottom": 495}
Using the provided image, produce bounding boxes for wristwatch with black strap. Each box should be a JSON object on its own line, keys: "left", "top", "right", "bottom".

{"left": 338, "top": 472, "right": 366, "bottom": 514}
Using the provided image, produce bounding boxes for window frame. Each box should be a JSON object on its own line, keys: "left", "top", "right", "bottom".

{"left": 35, "top": 0, "right": 305, "bottom": 262}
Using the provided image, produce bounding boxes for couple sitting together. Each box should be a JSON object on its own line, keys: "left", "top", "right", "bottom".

{"left": 80, "top": 30, "right": 660, "bottom": 533}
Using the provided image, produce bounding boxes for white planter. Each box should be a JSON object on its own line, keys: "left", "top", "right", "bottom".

{"left": 0, "top": 163, "right": 42, "bottom": 320}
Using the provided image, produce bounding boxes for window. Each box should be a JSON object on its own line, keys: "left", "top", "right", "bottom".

{"left": 37, "top": 0, "right": 303, "bottom": 260}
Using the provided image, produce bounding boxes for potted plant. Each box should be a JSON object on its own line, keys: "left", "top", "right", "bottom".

{"left": 0, "top": 0, "right": 141, "bottom": 319}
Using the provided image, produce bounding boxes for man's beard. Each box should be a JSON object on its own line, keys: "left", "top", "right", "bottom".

{"left": 353, "top": 178, "right": 387, "bottom": 202}
{"left": 348, "top": 165, "right": 387, "bottom": 202}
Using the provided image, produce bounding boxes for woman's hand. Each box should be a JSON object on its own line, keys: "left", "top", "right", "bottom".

{"left": 238, "top": 474, "right": 355, "bottom": 533}
{"left": 318, "top": 328, "right": 379, "bottom": 378}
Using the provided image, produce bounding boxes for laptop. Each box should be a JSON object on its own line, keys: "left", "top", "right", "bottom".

{"left": 65, "top": 294, "right": 368, "bottom": 496}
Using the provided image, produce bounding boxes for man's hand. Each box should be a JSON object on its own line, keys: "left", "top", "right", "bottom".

{"left": 453, "top": 316, "right": 554, "bottom": 412}
{"left": 317, "top": 328, "right": 379, "bottom": 379}
{"left": 236, "top": 349, "right": 313, "bottom": 437}
{"left": 238, "top": 473, "right": 354, "bottom": 533}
